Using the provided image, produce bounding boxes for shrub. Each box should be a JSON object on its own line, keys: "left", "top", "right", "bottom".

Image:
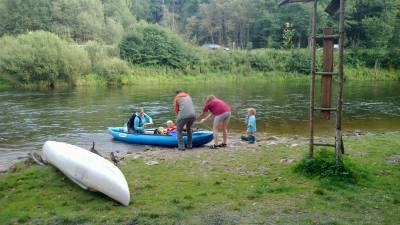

{"left": 93, "top": 57, "right": 130, "bottom": 84}
{"left": 294, "top": 149, "right": 359, "bottom": 183}
{"left": 345, "top": 48, "right": 400, "bottom": 69}
{"left": 0, "top": 31, "right": 90, "bottom": 86}
{"left": 283, "top": 50, "right": 310, "bottom": 74}
{"left": 84, "top": 41, "right": 130, "bottom": 84}
{"left": 120, "top": 22, "right": 186, "bottom": 68}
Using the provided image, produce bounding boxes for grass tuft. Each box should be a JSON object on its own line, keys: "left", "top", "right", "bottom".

{"left": 293, "top": 149, "right": 362, "bottom": 184}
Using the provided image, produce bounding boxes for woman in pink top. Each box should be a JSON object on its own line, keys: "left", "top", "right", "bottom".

{"left": 197, "top": 95, "right": 231, "bottom": 149}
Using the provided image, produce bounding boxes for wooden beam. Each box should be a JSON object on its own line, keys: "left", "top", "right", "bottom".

{"left": 309, "top": 0, "right": 318, "bottom": 158}
{"left": 320, "top": 27, "right": 334, "bottom": 120}
{"left": 279, "top": 0, "right": 314, "bottom": 7}
{"left": 325, "top": 0, "right": 340, "bottom": 16}
{"left": 335, "top": 0, "right": 345, "bottom": 165}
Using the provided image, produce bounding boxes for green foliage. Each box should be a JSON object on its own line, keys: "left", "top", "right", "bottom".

{"left": 346, "top": 48, "right": 400, "bottom": 69}
{"left": 0, "top": 31, "right": 90, "bottom": 86}
{"left": 0, "top": 0, "right": 135, "bottom": 44}
{"left": 282, "top": 22, "right": 295, "bottom": 49}
{"left": 93, "top": 58, "right": 130, "bottom": 84}
{"left": 200, "top": 49, "right": 310, "bottom": 75}
{"left": 294, "top": 149, "right": 359, "bottom": 183}
{"left": 0, "top": 0, "right": 52, "bottom": 35}
{"left": 84, "top": 41, "right": 130, "bottom": 84}
{"left": 120, "top": 22, "right": 185, "bottom": 68}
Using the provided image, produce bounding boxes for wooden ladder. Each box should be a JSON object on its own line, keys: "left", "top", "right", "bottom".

{"left": 308, "top": 0, "right": 345, "bottom": 165}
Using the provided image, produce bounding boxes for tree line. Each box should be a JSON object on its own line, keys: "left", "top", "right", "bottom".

{"left": 0, "top": 0, "right": 399, "bottom": 87}
{"left": 0, "top": 0, "right": 399, "bottom": 49}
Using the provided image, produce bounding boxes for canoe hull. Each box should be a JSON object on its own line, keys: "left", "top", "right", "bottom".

{"left": 108, "top": 127, "right": 213, "bottom": 147}
{"left": 42, "top": 141, "right": 130, "bottom": 206}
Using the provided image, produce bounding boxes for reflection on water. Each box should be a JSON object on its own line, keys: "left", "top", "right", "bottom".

{"left": 0, "top": 79, "right": 399, "bottom": 168}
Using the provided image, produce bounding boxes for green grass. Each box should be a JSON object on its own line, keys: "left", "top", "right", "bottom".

{"left": 0, "top": 78, "right": 10, "bottom": 90}
{"left": 345, "top": 66, "right": 400, "bottom": 81}
{"left": 1, "top": 132, "right": 400, "bottom": 224}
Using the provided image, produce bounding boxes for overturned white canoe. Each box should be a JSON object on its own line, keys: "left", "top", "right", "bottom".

{"left": 42, "top": 141, "right": 130, "bottom": 206}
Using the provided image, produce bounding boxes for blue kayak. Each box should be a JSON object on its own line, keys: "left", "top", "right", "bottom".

{"left": 108, "top": 127, "right": 213, "bottom": 147}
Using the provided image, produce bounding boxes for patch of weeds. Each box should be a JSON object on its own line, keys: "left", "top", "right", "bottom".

{"left": 314, "top": 188, "right": 325, "bottom": 196}
{"left": 203, "top": 211, "right": 239, "bottom": 225}
{"left": 233, "top": 202, "right": 246, "bottom": 211}
{"left": 171, "top": 198, "right": 180, "bottom": 204}
{"left": 393, "top": 194, "right": 400, "bottom": 204}
{"left": 214, "top": 181, "right": 222, "bottom": 185}
{"left": 17, "top": 214, "right": 30, "bottom": 223}
{"left": 246, "top": 192, "right": 260, "bottom": 200}
{"left": 126, "top": 218, "right": 139, "bottom": 225}
{"left": 144, "top": 183, "right": 154, "bottom": 189}
{"left": 135, "top": 212, "right": 176, "bottom": 225}
{"left": 199, "top": 191, "right": 208, "bottom": 197}
{"left": 56, "top": 215, "right": 90, "bottom": 224}
{"left": 184, "top": 195, "right": 193, "bottom": 200}
{"left": 293, "top": 149, "right": 363, "bottom": 184}
{"left": 138, "top": 212, "right": 160, "bottom": 219}
{"left": 178, "top": 200, "right": 194, "bottom": 210}
{"left": 312, "top": 221, "right": 342, "bottom": 225}
{"left": 253, "top": 182, "right": 295, "bottom": 196}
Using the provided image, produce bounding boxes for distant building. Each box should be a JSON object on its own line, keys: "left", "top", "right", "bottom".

{"left": 201, "top": 43, "right": 221, "bottom": 50}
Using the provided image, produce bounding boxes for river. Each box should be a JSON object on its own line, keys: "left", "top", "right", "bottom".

{"left": 0, "top": 79, "right": 399, "bottom": 171}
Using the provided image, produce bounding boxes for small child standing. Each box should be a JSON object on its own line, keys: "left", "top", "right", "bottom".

{"left": 246, "top": 108, "right": 256, "bottom": 144}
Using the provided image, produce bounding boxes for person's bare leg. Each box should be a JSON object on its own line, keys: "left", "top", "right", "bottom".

{"left": 213, "top": 120, "right": 219, "bottom": 145}
{"left": 222, "top": 119, "right": 229, "bottom": 144}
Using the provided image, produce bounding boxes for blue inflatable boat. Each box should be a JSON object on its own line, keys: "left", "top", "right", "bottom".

{"left": 108, "top": 127, "right": 213, "bottom": 147}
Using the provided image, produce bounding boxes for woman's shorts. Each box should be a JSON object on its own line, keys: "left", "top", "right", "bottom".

{"left": 214, "top": 111, "right": 231, "bottom": 123}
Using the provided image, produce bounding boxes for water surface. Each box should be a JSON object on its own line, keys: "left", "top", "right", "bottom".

{"left": 1, "top": 79, "right": 399, "bottom": 170}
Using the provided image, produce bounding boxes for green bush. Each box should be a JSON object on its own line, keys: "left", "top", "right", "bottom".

{"left": 385, "top": 48, "right": 400, "bottom": 69}
{"left": 294, "top": 149, "right": 359, "bottom": 183}
{"left": 198, "top": 49, "right": 311, "bottom": 75}
{"left": 283, "top": 50, "right": 310, "bottom": 74}
{"left": 84, "top": 41, "right": 130, "bottom": 84}
{"left": 120, "top": 22, "right": 186, "bottom": 69}
{"left": 345, "top": 48, "right": 400, "bottom": 69}
{"left": 0, "top": 31, "right": 90, "bottom": 86}
{"left": 93, "top": 57, "right": 130, "bottom": 84}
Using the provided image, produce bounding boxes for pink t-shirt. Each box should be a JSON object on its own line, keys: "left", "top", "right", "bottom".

{"left": 203, "top": 99, "right": 231, "bottom": 116}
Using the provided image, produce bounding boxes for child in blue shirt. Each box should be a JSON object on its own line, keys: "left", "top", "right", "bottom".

{"left": 245, "top": 108, "right": 256, "bottom": 144}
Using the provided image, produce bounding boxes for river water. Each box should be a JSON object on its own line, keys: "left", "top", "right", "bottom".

{"left": 0, "top": 79, "right": 399, "bottom": 171}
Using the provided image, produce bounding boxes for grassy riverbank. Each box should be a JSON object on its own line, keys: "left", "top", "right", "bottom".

{"left": 1, "top": 132, "right": 399, "bottom": 224}
{"left": 0, "top": 78, "right": 10, "bottom": 90}
{"left": 2, "top": 67, "right": 399, "bottom": 90}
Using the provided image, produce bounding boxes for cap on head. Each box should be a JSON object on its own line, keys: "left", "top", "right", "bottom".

{"left": 166, "top": 120, "right": 173, "bottom": 124}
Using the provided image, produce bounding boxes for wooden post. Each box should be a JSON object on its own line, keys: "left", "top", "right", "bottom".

{"left": 309, "top": 0, "right": 318, "bottom": 158}
{"left": 320, "top": 28, "right": 334, "bottom": 120}
{"left": 335, "top": 0, "right": 345, "bottom": 166}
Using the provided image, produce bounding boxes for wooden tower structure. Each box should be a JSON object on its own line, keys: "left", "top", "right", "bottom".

{"left": 279, "top": 0, "right": 345, "bottom": 165}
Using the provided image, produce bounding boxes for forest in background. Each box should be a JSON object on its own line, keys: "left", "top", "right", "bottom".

{"left": 0, "top": 0, "right": 399, "bottom": 87}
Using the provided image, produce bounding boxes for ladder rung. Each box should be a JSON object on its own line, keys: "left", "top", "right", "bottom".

{"left": 313, "top": 107, "right": 337, "bottom": 111}
{"left": 314, "top": 143, "right": 335, "bottom": 147}
{"left": 315, "top": 34, "right": 339, "bottom": 39}
{"left": 315, "top": 71, "right": 338, "bottom": 76}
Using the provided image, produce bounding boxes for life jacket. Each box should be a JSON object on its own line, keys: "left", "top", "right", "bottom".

{"left": 166, "top": 126, "right": 176, "bottom": 133}
{"left": 173, "top": 92, "right": 189, "bottom": 114}
{"left": 127, "top": 113, "right": 142, "bottom": 129}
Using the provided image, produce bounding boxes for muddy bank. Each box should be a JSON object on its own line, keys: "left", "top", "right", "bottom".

{"left": 0, "top": 130, "right": 394, "bottom": 173}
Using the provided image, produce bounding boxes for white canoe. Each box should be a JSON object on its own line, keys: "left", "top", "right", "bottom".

{"left": 42, "top": 141, "right": 130, "bottom": 206}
